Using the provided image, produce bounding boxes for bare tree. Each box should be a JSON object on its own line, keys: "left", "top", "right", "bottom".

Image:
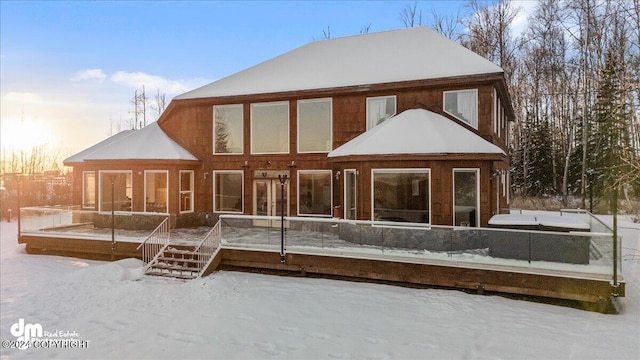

{"left": 153, "top": 88, "right": 167, "bottom": 118}
{"left": 430, "top": 9, "right": 461, "bottom": 41}
{"left": 399, "top": 2, "right": 423, "bottom": 28}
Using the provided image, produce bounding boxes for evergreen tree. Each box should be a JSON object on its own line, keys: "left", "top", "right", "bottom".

{"left": 589, "top": 50, "right": 634, "bottom": 206}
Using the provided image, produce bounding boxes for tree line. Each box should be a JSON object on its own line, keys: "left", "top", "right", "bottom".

{"left": 402, "top": 0, "right": 639, "bottom": 211}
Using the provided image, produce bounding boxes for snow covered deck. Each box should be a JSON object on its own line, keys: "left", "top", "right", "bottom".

{"left": 18, "top": 209, "right": 625, "bottom": 312}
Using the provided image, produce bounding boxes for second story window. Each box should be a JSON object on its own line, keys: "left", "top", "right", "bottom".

{"left": 214, "top": 104, "right": 243, "bottom": 154}
{"left": 251, "top": 101, "right": 289, "bottom": 154}
{"left": 366, "top": 95, "right": 396, "bottom": 130}
{"left": 444, "top": 89, "right": 478, "bottom": 129}
{"left": 298, "top": 98, "right": 332, "bottom": 153}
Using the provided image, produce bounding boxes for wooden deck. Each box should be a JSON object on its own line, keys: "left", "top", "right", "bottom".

{"left": 20, "top": 233, "right": 625, "bottom": 314}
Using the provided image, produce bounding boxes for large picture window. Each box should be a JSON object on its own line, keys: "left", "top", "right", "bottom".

{"left": 453, "top": 169, "right": 479, "bottom": 227}
{"left": 372, "top": 169, "right": 430, "bottom": 224}
{"left": 344, "top": 169, "right": 357, "bottom": 220}
{"left": 83, "top": 171, "right": 95, "bottom": 209}
{"left": 366, "top": 96, "right": 396, "bottom": 130}
{"left": 180, "top": 170, "right": 194, "bottom": 213}
{"left": 251, "top": 101, "right": 289, "bottom": 154}
{"left": 298, "top": 98, "right": 332, "bottom": 153}
{"left": 444, "top": 89, "right": 478, "bottom": 128}
{"left": 145, "top": 171, "right": 168, "bottom": 213}
{"left": 298, "top": 170, "right": 332, "bottom": 216}
{"left": 214, "top": 104, "right": 243, "bottom": 154}
{"left": 214, "top": 171, "right": 243, "bottom": 213}
{"left": 99, "top": 171, "right": 132, "bottom": 212}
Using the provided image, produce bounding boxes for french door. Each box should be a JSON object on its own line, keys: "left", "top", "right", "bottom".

{"left": 253, "top": 178, "right": 289, "bottom": 227}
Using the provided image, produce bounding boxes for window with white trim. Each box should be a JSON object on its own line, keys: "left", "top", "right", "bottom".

{"left": 372, "top": 169, "right": 430, "bottom": 224}
{"left": 214, "top": 171, "right": 243, "bottom": 213}
{"left": 453, "top": 169, "right": 479, "bottom": 227}
{"left": 214, "top": 104, "right": 243, "bottom": 154}
{"left": 145, "top": 170, "right": 168, "bottom": 213}
{"left": 444, "top": 89, "right": 478, "bottom": 128}
{"left": 83, "top": 171, "right": 95, "bottom": 209}
{"left": 366, "top": 96, "right": 396, "bottom": 130}
{"left": 180, "top": 170, "right": 194, "bottom": 213}
{"left": 298, "top": 170, "right": 332, "bottom": 216}
{"left": 251, "top": 101, "right": 289, "bottom": 154}
{"left": 298, "top": 98, "right": 332, "bottom": 153}
{"left": 344, "top": 169, "right": 357, "bottom": 220}
{"left": 99, "top": 171, "right": 132, "bottom": 212}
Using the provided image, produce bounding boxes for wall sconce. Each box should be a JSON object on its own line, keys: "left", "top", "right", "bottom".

{"left": 334, "top": 170, "right": 341, "bottom": 180}
{"left": 266, "top": 160, "right": 272, "bottom": 168}
{"left": 288, "top": 161, "right": 296, "bottom": 168}
{"left": 242, "top": 161, "right": 249, "bottom": 168}
{"left": 204, "top": 172, "right": 209, "bottom": 179}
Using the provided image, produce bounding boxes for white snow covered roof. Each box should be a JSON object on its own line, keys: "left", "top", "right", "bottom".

{"left": 327, "top": 109, "right": 506, "bottom": 158}
{"left": 176, "top": 27, "right": 503, "bottom": 100}
{"left": 64, "top": 122, "right": 199, "bottom": 163}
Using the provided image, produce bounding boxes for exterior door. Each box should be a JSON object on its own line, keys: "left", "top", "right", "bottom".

{"left": 253, "top": 178, "right": 289, "bottom": 226}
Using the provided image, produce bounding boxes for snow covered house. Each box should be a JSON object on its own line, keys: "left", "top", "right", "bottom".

{"left": 65, "top": 27, "right": 513, "bottom": 227}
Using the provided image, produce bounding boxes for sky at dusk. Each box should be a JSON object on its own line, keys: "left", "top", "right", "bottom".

{"left": 0, "top": 1, "right": 531, "bottom": 160}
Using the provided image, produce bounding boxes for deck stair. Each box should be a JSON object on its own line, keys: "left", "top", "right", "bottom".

{"left": 145, "top": 245, "right": 205, "bottom": 279}
{"left": 141, "top": 220, "right": 222, "bottom": 280}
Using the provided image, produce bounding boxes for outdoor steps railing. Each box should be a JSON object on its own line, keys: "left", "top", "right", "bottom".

{"left": 136, "top": 217, "right": 170, "bottom": 271}
{"left": 142, "top": 219, "right": 222, "bottom": 279}
{"left": 194, "top": 219, "right": 222, "bottom": 278}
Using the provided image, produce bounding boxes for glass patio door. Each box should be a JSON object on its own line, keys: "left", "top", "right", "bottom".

{"left": 253, "top": 178, "right": 289, "bottom": 227}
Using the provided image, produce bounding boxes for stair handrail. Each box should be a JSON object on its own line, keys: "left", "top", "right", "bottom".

{"left": 136, "top": 217, "right": 170, "bottom": 268}
{"left": 195, "top": 219, "right": 223, "bottom": 277}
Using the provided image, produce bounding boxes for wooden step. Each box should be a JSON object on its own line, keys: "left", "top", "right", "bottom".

{"left": 156, "top": 256, "right": 207, "bottom": 265}
{"left": 145, "top": 270, "right": 197, "bottom": 280}
{"left": 150, "top": 262, "right": 200, "bottom": 272}
{"left": 163, "top": 247, "right": 197, "bottom": 256}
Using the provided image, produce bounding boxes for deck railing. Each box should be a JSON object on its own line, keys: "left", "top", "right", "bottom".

{"left": 194, "top": 219, "right": 222, "bottom": 277}
{"left": 217, "top": 214, "right": 622, "bottom": 282}
{"left": 136, "top": 217, "right": 170, "bottom": 268}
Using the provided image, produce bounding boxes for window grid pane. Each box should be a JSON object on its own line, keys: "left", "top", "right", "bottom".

{"left": 215, "top": 172, "right": 243, "bottom": 212}
{"left": 298, "top": 99, "right": 332, "bottom": 153}
{"left": 444, "top": 89, "right": 478, "bottom": 128}
{"left": 251, "top": 102, "right": 289, "bottom": 154}
{"left": 373, "top": 170, "right": 430, "bottom": 223}
{"left": 366, "top": 96, "right": 396, "bottom": 130}
{"left": 214, "top": 105, "right": 243, "bottom": 154}
{"left": 298, "top": 171, "right": 332, "bottom": 216}
{"left": 83, "top": 172, "right": 95, "bottom": 208}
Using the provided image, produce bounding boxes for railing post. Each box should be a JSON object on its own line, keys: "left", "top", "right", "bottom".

{"left": 278, "top": 174, "right": 287, "bottom": 263}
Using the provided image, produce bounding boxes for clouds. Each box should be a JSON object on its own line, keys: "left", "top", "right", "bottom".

{"left": 71, "top": 68, "right": 208, "bottom": 96}
{"left": 71, "top": 68, "right": 107, "bottom": 82}
{"left": 3, "top": 92, "right": 44, "bottom": 104}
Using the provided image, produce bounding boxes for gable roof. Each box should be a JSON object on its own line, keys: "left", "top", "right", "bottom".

{"left": 64, "top": 129, "right": 135, "bottom": 164}
{"left": 64, "top": 122, "right": 199, "bottom": 164}
{"left": 327, "top": 109, "right": 505, "bottom": 158}
{"left": 176, "top": 27, "right": 503, "bottom": 100}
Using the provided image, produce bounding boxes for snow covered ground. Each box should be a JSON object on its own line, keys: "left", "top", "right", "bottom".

{"left": 1, "top": 215, "right": 639, "bottom": 359}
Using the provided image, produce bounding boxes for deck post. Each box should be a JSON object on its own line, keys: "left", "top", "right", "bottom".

{"left": 110, "top": 177, "right": 115, "bottom": 261}
{"left": 278, "top": 174, "right": 287, "bottom": 263}
{"left": 612, "top": 185, "right": 619, "bottom": 294}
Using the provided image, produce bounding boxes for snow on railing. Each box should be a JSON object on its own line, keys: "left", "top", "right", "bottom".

{"left": 194, "top": 219, "right": 222, "bottom": 278}
{"left": 136, "top": 217, "right": 170, "bottom": 269}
